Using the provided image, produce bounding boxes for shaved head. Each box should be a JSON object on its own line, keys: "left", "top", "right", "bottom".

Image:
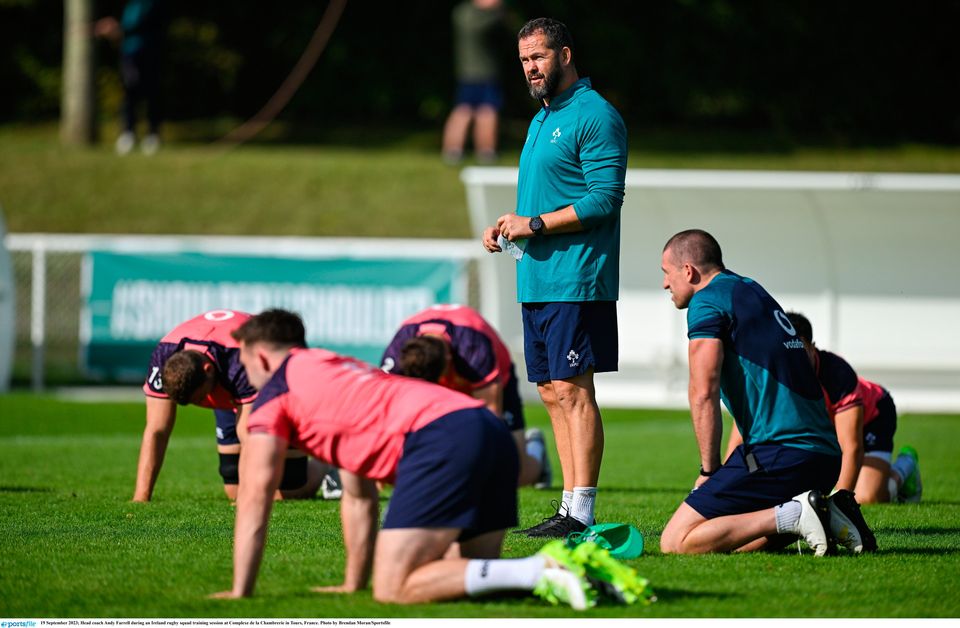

{"left": 663, "top": 229, "right": 725, "bottom": 271}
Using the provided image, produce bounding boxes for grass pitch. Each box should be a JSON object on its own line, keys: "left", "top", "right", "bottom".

{"left": 1, "top": 393, "right": 958, "bottom": 618}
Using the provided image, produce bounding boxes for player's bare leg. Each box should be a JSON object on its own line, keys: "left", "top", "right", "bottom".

{"left": 372, "top": 527, "right": 467, "bottom": 604}
{"left": 855, "top": 455, "right": 894, "bottom": 503}
{"left": 551, "top": 370, "right": 603, "bottom": 489}
{"left": 661, "top": 502, "right": 778, "bottom": 554}
{"left": 473, "top": 105, "right": 498, "bottom": 161}
{"left": 538, "top": 381, "right": 573, "bottom": 495}
{"left": 277, "top": 455, "right": 325, "bottom": 500}
{"left": 513, "top": 430, "right": 545, "bottom": 487}
{"left": 442, "top": 105, "right": 473, "bottom": 163}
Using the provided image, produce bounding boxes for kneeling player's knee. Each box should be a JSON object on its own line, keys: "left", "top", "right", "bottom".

{"left": 218, "top": 452, "right": 240, "bottom": 485}
{"left": 372, "top": 582, "right": 404, "bottom": 604}
{"left": 280, "top": 455, "right": 308, "bottom": 491}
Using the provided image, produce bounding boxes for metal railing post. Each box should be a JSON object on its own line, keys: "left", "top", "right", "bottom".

{"left": 30, "top": 240, "right": 46, "bottom": 392}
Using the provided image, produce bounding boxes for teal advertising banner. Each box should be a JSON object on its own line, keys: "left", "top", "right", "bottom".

{"left": 82, "top": 252, "right": 467, "bottom": 380}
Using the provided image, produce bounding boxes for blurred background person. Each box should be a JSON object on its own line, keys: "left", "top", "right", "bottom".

{"left": 95, "top": 0, "right": 168, "bottom": 155}
{"left": 441, "top": 0, "right": 507, "bottom": 165}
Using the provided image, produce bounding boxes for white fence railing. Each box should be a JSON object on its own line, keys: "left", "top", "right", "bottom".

{"left": 3, "top": 234, "right": 483, "bottom": 391}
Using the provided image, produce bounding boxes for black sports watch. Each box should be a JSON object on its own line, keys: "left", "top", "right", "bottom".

{"left": 529, "top": 215, "right": 545, "bottom": 236}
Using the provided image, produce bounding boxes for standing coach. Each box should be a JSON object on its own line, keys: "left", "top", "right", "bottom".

{"left": 482, "top": 17, "right": 627, "bottom": 538}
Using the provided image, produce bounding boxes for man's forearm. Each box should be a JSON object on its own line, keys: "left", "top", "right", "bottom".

{"left": 133, "top": 431, "right": 169, "bottom": 501}
{"left": 232, "top": 484, "right": 274, "bottom": 596}
{"left": 340, "top": 491, "right": 378, "bottom": 591}
{"left": 690, "top": 393, "right": 723, "bottom": 472}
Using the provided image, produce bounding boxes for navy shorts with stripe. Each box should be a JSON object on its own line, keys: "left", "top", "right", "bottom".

{"left": 685, "top": 444, "right": 841, "bottom": 520}
{"left": 522, "top": 301, "right": 618, "bottom": 383}
{"left": 384, "top": 407, "right": 519, "bottom": 541}
{"left": 864, "top": 391, "right": 897, "bottom": 454}
{"left": 214, "top": 408, "right": 240, "bottom": 446}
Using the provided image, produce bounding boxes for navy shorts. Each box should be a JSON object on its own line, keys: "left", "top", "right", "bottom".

{"left": 864, "top": 391, "right": 897, "bottom": 455}
{"left": 455, "top": 81, "right": 503, "bottom": 109}
{"left": 501, "top": 364, "right": 526, "bottom": 432}
{"left": 522, "top": 301, "right": 618, "bottom": 383}
{"left": 214, "top": 408, "right": 240, "bottom": 446}
{"left": 384, "top": 407, "right": 519, "bottom": 541}
{"left": 685, "top": 444, "right": 841, "bottom": 520}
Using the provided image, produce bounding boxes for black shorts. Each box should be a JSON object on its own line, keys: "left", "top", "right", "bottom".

{"left": 383, "top": 408, "right": 519, "bottom": 541}
{"left": 864, "top": 391, "right": 897, "bottom": 455}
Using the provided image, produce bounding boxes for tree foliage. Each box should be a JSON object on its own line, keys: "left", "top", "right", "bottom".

{"left": 2, "top": 0, "right": 958, "bottom": 143}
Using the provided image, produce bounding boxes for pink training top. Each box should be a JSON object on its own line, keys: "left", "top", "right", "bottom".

{"left": 142, "top": 309, "right": 257, "bottom": 410}
{"left": 247, "top": 348, "right": 485, "bottom": 483}
{"left": 381, "top": 304, "right": 513, "bottom": 393}
{"left": 856, "top": 377, "right": 887, "bottom": 427}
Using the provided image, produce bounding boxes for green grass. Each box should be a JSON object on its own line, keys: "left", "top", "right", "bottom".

{"left": 1, "top": 393, "right": 958, "bottom": 618}
{"left": 2, "top": 123, "right": 959, "bottom": 238}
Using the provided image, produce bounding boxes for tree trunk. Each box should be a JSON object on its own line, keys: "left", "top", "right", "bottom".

{"left": 60, "top": 0, "right": 97, "bottom": 146}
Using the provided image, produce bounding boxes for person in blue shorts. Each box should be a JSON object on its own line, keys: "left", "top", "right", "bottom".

{"left": 482, "top": 17, "right": 627, "bottom": 538}
{"left": 441, "top": 0, "right": 508, "bottom": 164}
{"left": 658, "top": 229, "right": 874, "bottom": 555}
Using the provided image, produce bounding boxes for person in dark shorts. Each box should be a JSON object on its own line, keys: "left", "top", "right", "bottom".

{"left": 441, "top": 0, "right": 508, "bottom": 164}
{"left": 381, "top": 304, "right": 550, "bottom": 487}
{"left": 658, "top": 230, "right": 874, "bottom": 555}
{"left": 210, "top": 309, "right": 651, "bottom": 609}
{"left": 783, "top": 312, "right": 921, "bottom": 504}
{"left": 482, "top": 18, "right": 628, "bottom": 538}
{"left": 135, "top": 309, "right": 325, "bottom": 502}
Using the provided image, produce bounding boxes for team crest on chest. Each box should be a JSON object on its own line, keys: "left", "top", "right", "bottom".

{"left": 551, "top": 127, "right": 562, "bottom": 143}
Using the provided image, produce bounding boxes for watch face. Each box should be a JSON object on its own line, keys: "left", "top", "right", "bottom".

{"left": 530, "top": 216, "right": 544, "bottom": 233}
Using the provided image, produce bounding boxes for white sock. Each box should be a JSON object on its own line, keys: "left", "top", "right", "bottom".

{"left": 464, "top": 556, "right": 546, "bottom": 597}
{"left": 525, "top": 436, "right": 546, "bottom": 463}
{"left": 570, "top": 486, "right": 597, "bottom": 525}
{"left": 887, "top": 477, "right": 900, "bottom": 502}
{"left": 775, "top": 500, "right": 802, "bottom": 534}
{"left": 561, "top": 491, "right": 573, "bottom": 516}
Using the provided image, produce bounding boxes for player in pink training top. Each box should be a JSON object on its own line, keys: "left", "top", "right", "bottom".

{"left": 786, "top": 312, "right": 921, "bottom": 505}
{"left": 210, "top": 309, "right": 616, "bottom": 608}
{"left": 381, "top": 304, "right": 550, "bottom": 488}
{"left": 135, "top": 309, "right": 327, "bottom": 502}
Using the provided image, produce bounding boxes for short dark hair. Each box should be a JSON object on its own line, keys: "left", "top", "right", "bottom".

{"left": 231, "top": 309, "right": 307, "bottom": 348}
{"left": 786, "top": 312, "right": 813, "bottom": 343}
{"left": 398, "top": 336, "right": 448, "bottom": 383}
{"left": 663, "top": 229, "right": 725, "bottom": 270}
{"left": 162, "top": 350, "right": 211, "bottom": 405}
{"left": 518, "top": 17, "right": 574, "bottom": 56}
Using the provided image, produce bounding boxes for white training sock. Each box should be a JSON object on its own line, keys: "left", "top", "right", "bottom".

{"left": 887, "top": 476, "right": 900, "bottom": 502}
{"left": 561, "top": 490, "right": 573, "bottom": 516}
{"left": 464, "top": 556, "right": 547, "bottom": 597}
{"left": 525, "top": 436, "right": 546, "bottom": 463}
{"left": 570, "top": 486, "right": 597, "bottom": 525}
{"left": 775, "top": 500, "right": 802, "bottom": 534}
